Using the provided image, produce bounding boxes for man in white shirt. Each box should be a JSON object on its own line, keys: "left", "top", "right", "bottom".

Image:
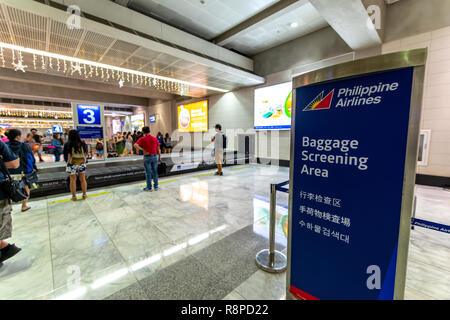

{"left": 211, "top": 124, "right": 224, "bottom": 176}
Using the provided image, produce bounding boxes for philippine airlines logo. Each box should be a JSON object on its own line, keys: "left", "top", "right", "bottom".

{"left": 303, "top": 90, "right": 334, "bottom": 111}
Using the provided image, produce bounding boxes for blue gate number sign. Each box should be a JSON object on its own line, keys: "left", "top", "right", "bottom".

{"left": 77, "top": 104, "right": 101, "bottom": 125}
{"left": 290, "top": 67, "right": 415, "bottom": 300}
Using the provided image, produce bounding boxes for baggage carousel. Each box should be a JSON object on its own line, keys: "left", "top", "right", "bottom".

{"left": 31, "top": 151, "right": 250, "bottom": 197}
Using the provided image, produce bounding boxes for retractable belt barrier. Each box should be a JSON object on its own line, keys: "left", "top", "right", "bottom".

{"left": 257, "top": 182, "right": 448, "bottom": 272}
{"left": 275, "top": 180, "right": 289, "bottom": 193}
{"left": 255, "top": 183, "right": 288, "bottom": 273}
{"left": 411, "top": 218, "right": 450, "bottom": 234}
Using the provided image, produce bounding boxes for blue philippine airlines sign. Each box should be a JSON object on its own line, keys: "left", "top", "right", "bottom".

{"left": 290, "top": 67, "right": 415, "bottom": 300}
{"left": 77, "top": 104, "right": 101, "bottom": 125}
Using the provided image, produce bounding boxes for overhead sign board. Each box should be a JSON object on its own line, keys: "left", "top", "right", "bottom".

{"left": 76, "top": 104, "right": 102, "bottom": 125}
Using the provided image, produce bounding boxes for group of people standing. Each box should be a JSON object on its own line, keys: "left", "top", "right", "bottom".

{"left": 156, "top": 132, "right": 173, "bottom": 154}
{"left": 113, "top": 131, "right": 172, "bottom": 157}
{"left": 20, "top": 128, "right": 70, "bottom": 163}
{"left": 114, "top": 131, "right": 134, "bottom": 157}
{"left": 0, "top": 128, "right": 88, "bottom": 264}
{"left": 0, "top": 124, "right": 226, "bottom": 265}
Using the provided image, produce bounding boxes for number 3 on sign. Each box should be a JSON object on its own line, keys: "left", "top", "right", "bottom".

{"left": 83, "top": 109, "right": 96, "bottom": 124}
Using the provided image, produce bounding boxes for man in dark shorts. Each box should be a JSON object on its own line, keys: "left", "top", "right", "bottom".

{"left": 0, "top": 141, "right": 22, "bottom": 264}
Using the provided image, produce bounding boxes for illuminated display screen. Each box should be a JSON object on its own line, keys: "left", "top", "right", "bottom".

{"left": 177, "top": 100, "right": 208, "bottom": 132}
{"left": 254, "top": 82, "right": 292, "bottom": 130}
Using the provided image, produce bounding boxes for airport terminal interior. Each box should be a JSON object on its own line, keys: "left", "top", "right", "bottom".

{"left": 0, "top": 0, "right": 449, "bottom": 301}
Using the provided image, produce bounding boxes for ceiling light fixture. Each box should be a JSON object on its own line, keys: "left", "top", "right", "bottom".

{"left": 0, "top": 42, "right": 229, "bottom": 94}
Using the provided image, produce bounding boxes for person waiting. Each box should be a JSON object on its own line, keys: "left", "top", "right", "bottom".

{"left": 5, "top": 129, "right": 36, "bottom": 212}
{"left": 95, "top": 138, "right": 104, "bottom": 159}
{"left": 29, "top": 129, "right": 44, "bottom": 162}
{"left": 51, "top": 133, "right": 64, "bottom": 162}
{"left": 125, "top": 132, "right": 134, "bottom": 156}
{"left": 211, "top": 124, "right": 225, "bottom": 176}
{"left": 0, "top": 140, "right": 21, "bottom": 263}
{"left": 64, "top": 130, "right": 88, "bottom": 201}
{"left": 115, "top": 132, "right": 125, "bottom": 157}
{"left": 156, "top": 132, "right": 165, "bottom": 154}
{"left": 134, "top": 126, "right": 161, "bottom": 192}
{"left": 164, "top": 133, "right": 172, "bottom": 153}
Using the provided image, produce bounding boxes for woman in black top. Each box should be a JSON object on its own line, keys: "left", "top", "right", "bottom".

{"left": 164, "top": 133, "right": 172, "bottom": 153}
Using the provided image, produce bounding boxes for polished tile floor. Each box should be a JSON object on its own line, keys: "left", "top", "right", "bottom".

{"left": 0, "top": 165, "right": 448, "bottom": 300}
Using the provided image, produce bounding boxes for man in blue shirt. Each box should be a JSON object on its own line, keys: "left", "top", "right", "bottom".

{"left": 0, "top": 141, "right": 22, "bottom": 264}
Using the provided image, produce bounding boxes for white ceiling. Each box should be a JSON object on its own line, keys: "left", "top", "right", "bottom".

{"left": 127, "top": 0, "right": 280, "bottom": 40}
{"left": 224, "top": 2, "right": 328, "bottom": 55}
{"left": 120, "top": 0, "right": 329, "bottom": 55}
{"left": 0, "top": 1, "right": 264, "bottom": 98}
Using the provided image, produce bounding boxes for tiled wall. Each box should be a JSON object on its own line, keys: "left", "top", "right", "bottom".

{"left": 383, "top": 26, "right": 450, "bottom": 178}
{"left": 148, "top": 101, "right": 174, "bottom": 136}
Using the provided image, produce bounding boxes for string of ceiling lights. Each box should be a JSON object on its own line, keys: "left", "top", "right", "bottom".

{"left": 0, "top": 42, "right": 229, "bottom": 95}
{"left": 0, "top": 107, "right": 72, "bottom": 119}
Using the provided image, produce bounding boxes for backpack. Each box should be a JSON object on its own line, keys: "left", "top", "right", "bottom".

{"left": 22, "top": 143, "right": 36, "bottom": 174}
{"left": 6, "top": 141, "right": 36, "bottom": 174}
{"left": 222, "top": 134, "right": 227, "bottom": 149}
{"left": 70, "top": 145, "right": 86, "bottom": 165}
{"left": 96, "top": 142, "right": 103, "bottom": 151}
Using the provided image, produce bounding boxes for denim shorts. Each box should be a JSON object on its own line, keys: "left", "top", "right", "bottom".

{"left": 66, "top": 163, "right": 87, "bottom": 175}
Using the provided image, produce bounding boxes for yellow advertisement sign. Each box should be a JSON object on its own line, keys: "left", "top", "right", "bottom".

{"left": 178, "top": 100, "right": 208, "bottom": 132}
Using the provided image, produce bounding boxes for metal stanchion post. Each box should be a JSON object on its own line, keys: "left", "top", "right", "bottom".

{"left": 411, "top": 195, "right": 417, "bottom": 230}
{"left": 256, "top": 183, "right": 287, "bottom": 273}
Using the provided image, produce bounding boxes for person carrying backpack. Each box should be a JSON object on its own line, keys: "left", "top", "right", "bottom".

{"left": 0, "top": 140, "right": 22, "bottom": 264}
{"left": 211, "top": 124, "right": 226, "bottom": 176}
{"left": 6, "top": 129, "right": 37, "bottom": 212}
{"left": 64, "top": 130, "right": 88, "bottom": 201}
{"left": 95, "top": 138, "right": 104, "bottom": 159}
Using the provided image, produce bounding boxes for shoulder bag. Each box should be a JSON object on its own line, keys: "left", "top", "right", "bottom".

{"left": 0, "top": 155, "right": 28, "bottom": 203}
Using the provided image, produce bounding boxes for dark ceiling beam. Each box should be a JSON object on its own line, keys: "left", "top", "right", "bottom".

{"left": 112, "top": 0, "right": 133, "bottom": 7}
{"left": 212, "top": 0, "right": 300, "bottom": 45}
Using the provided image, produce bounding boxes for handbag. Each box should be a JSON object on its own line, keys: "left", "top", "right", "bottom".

{"left": 0, "top": 155, "right": 28, "bottom": 203}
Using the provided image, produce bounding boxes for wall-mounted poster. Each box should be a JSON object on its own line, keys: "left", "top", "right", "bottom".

{"left": 178, "top": 100, "right": 208, "bottom": 132}
{"left": 112, "top": 118, "right": 122, "bottom": 134}
{"left": 254, "top": 82, "right": 292, "bottom": 130}
{"left": 131, "top": 114, "right": 145, "bottom": 131}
